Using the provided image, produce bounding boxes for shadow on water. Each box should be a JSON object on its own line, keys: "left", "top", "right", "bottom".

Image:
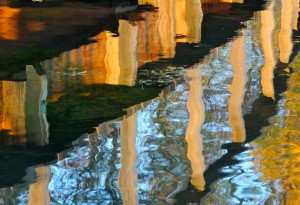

{"left": 174, "top": 15, "right": 300, "bottom": 204}
{"left": 0, "top": 0, "right": 271, "bottom": 189}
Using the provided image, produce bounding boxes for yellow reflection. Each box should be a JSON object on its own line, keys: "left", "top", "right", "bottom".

{"left": 175, "top": 0, "right": 203, "bottom": 44}
{"left": 228, "top": 32, "right": 246, "bottom": 143}
{"left": 138, "top": 0, "right": 176, "bottom": 58}
{"left": 1, "top": 81, "right": 26, "bottom": 139}
{"left": 135, "top": 12, "right": 160, "bottom": 67}
{"left": 260, "top": 1, "right": 275, "bottom": 99}
{"left": 291, "top": 0, "right": 299, "bottom": 30}
{"left": 278, "top": 0, "right": 295, "bottom": 64}
{"left": 185, "top": 66, "right": 206, "bottom": 191}
{"left": 118, "top": 107, "right": 138, "bottom": 205}
{"left": 0, "top": 6, "right": 20, "bottom": 40}
{"left": 28, "top": 166, "right": 51, "bottom": 205}
{"left": 25, "top": 65, "right": 49, "bottom": 146}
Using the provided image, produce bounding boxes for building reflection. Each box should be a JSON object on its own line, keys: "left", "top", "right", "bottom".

{"left": 0, "top": 6, "right": 20, "bottom": 40}
{"left": 0, "top": 66, "right": 49, "bottom": 146}
{"left": 185, "top": 66, "right": 206, "bottom": 190}
{"left": 28, "top": 166, "right": 51, "bottom": 205}
{"left": 260, "top": 1, "right": 275, "bottom": 99}
{"left": 228, "top": 31, "right": 246, "bottom": 143}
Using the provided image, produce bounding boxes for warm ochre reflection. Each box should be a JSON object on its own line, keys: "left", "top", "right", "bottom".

{"left": 138, "top": 0, "right": 176, "bottom": 58}
{"left": 220, "top": 0, "right": 244, "bottom": 3}
{"left": 291, "top": 0, "right": 299, "bottom": 30}
{"left": 28, "top": 166, "right": 51, "bottom": 205}
{"left": 278, "top": 0, "right": 297, "bottom": 64}
{"left": 175, "top": 0, "right": 203, "bottom": 44}
{"left": 0, "top": 81, "right": 26, "bottom": 143}
{"left": 185, "top": 66, "right": 205, "bottom": 191}
{"left": 26, "top": 65, "right": 49, "bottom": 146}
{"left": 228, "top": 32, "right": 246, "bottom": 143}
{"left": 118, "top": 107, "right": 138, "bottom": 205}
{"left": 0, "top": 6, "right": 20, "bottom": 40}
{"left": 260, "top": 1, "right": 275, "bottom": 99}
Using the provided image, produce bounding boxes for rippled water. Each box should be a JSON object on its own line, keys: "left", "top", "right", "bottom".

{"left": 0, "top": 0, "right": 299, "bottom": 204}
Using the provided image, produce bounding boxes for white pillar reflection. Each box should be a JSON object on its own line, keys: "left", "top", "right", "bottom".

{"left": 185, "top": 66, "right": 206, "bottom": 191}
{"left": 28, "top": 166, "right": 51, "bottom": 205}
{"left": 228, "top": 31, "right": 246, "bottom": 143}
{"left": 260, "top": 1, "right": 275, "bottom": 99}
{"left": 118, "top": 107, "right": 138, "bottom": 205}
{"left": 25, "top": 65, "right": 49, "bottom": 146}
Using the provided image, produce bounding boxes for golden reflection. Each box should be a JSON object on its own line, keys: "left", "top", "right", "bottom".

{"left": 220, "top": 0, "right": 244, "bottom": 3}
{"left": 228, "top": 32, "right": 246, "bottom": 143}
{"left": 25, "top": 65, "right": 49, "bottom": 146}
{"left": 28, "top": 166, "right": 51, "bottom": 205}
{"left": 138, "top": 0, "right": 176, "bottom": 58}
{"left": 1, "top": 81, "right": 26, "bottom": 140}
{"left": 291, "top": 0, "right": 299, "bottom": 30}
{"left": 175, "top": 0, "right": 203, "bottom": 44}
{"left": 278, "top": 0, "right": 295, "bottom": 64}
{"left": 0, "top": 6, "right": 20, "bottom": 40}
{"left": 185, "top": 66, "right": 206, "bottom": 191}
{"left": 260, "top": 1, "right": 275, "bottom": 99}
{"left": 118, "top": 107, "right": 138, "bottom": 205}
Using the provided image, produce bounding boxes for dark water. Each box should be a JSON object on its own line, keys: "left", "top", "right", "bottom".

{"left": 0, "top": 0, "right": 299, "bottom": 204}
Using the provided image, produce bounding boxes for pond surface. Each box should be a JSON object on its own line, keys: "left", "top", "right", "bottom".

{"left": 0, "top": 0, "right": 299, "bottom": 204}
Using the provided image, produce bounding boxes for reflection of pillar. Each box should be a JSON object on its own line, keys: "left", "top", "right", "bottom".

{"left": 291, "top": 0, "right": 300, "bottom": 30}
{"left": 278, "top": 0, "right": 294, "bottom": 64}
{"left": 1, "top": 81, "right": 26, "bottom": 139}
{"left": 176, "top": 0, "right": 203, "bottom": 44}
{"left": 0, "top": 6, "right": 20, "bottom": 40}
{"left": 105, "top": 20, "right": 138, "bottom": 86}
{"left": 139, "top": 0, "right": 176, "bottom": 58}
{"left": 185, "top": 66, "right": 205, "bottom": 191}
{"left": 228, "top": 32, "right": 246, "bottom": 143}
{"left": 260, "top": 1, "right": 275, "bottom": 99}
{"left": 118, "top": 108, "right": 138, "bottom": 205}
{"left": 25, "top": 65, "right": 49, "bottom": 146}
{"left": 220, "top": 0, "right": 244, "bottom": 3}
{"left": 28, "top": 166, "right": 51, "bottom": 205}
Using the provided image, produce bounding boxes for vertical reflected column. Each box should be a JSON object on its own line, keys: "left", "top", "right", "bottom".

{"left": 278, "top": 0, "right": 296, "bottom": 64}
{"left": 291, "top": 0, "right": 299, "bottom": 30}
{"left": 25, "top": 65, "right": 49, "bottom": 146}
{"left": 228, "top": 32, "right": 246, "bottom": 143}
{"left": 185, "top": 66, "right": 205, "bottom": 191}
{"left": 1, "top": 81, "right": 26, "bottom": 144}
{"left": 118, "top": 107, "right": 138, "bottom": 205}
{"left": 175, "top": 0, "right": 203, "bottom": 44}
{"left": 28, "top": 166, "right": 51, "bottom": 205}
{"left": 105, "top": 20, "right": 138, "bottom": 86}
{"left": 260, "top": 1, "right": 275, "bottom": 99}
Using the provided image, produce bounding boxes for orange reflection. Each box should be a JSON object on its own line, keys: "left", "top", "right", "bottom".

{"left": 27, "top": 21, "right": 45, "bottom": 32}
{"left": 176, "top": 0, "right": 203, "bottom": 44}
{"left": 185, "top": 66, "right": 206, "bottom": 191}
{"left": 278, "top": 0, "right": 295, "bottom": 64}
{"left": 118, "top": 107, "right": 138, "bottom": 205}
{"left": 0, "top": 81, "right": 26, "bottom": 141}
{"left": 220, "top": 0, "right": 243, "bottom": 3}
{"left": 28, "top": 166, "right": 51, "bottom": 205}
{"left": 228, "top": 32, "right": 246, "bottom": 143}
{"left": 0, "top": 6, "right": 20, "bottom": 40}
{"left": 260, "top": 1, "right": 275, "bottom": 99}
{"left": 138, "top": 0, "right": 176, "bottom": 58}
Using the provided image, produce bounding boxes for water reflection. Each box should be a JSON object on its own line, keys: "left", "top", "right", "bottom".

{"left": 0, "top": 6, "right": 20, "bottom": 40}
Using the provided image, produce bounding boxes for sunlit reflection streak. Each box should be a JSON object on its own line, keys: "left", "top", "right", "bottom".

{"left": 220, "top": 0, "right": 244, "bottom": 3}
{"left": 291, "top": 0, "right": 299, "bottom": 30}
{"left": 0, "top": 6, "right": 20, "bottom": 40}
{"left": 175, "top": 0, "right": 203, "bottom": 44}
{"left": 25, "top": 65, "right": 49, "bottom": 146}
{"left": 278, "top": 0, "right": 295, "bottom": 64}
{"left": 28, "top": 166, "right": 51, "bottom": 205}
{"left": 185, "top": 66, "right": 205, "bottom": 191}
{"left": 138, "top": 0, "right": 176, "bottom": 58}
{"left": 1, "top": 81, "right": 26, "bottom": 143}
{"left": 228, "top": 31, "right": 246, "bottom": 143}
{"left": 118, "top": 107, "right": 138, "bottom": 205}
{"left": 260, "top": 1, "right": 275, "bottom": 99}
